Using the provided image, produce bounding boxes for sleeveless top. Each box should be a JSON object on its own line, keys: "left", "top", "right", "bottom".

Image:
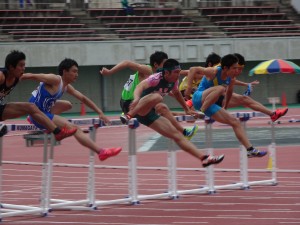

{"left": 0, "top": 69, "right": 19, "bottom": 104}
{"left": 29, "top": 76, "right": 66, "bottom": 113}
{"left": 197, "top": 66, "right": 231, "bottom": 92}
{"left": 121, "top": 65, "right": 152, "bottom": 101}
{"left": 179, "top": 76, "right": 201, "bottom": 92}
{"left": 141, "top": 72, "right": 178, "bottom": 97}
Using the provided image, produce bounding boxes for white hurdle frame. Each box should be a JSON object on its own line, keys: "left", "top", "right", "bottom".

{"left": 205, "top": 112, "right": 277, "bottom": 192}
{"left": 0, "top": 124, "right": 50, "bottom": 221}
{"left": 0, "top": 111, "right": 279, "bottom": 220}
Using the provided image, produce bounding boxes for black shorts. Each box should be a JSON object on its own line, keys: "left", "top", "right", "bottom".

{"left": 120, "top": 98, "right": 132, "bottom": 114}
{"left": 0, "top": 104, "right": 6, "bottom": 121}
{"left": 215, "top": 95, "right": 224, "bottom": 107}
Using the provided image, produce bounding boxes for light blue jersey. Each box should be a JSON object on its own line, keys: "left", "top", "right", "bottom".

{"left": 193, "top": 66, "right": 231, "bottom": 117}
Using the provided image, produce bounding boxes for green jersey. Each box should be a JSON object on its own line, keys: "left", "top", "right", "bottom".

{"left": 121, "top": 65, "right": 152, "bottom": 101}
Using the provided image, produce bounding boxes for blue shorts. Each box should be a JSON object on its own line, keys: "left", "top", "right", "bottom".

{"left": 192, "top": 91, "right": 221, "bottom": 117}
{"left": 28, "top": 112, "right": 54, "bottom": 129}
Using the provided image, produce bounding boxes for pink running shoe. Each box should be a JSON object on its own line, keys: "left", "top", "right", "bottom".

{"left": 271, "top": 108, "right": 288, "bottom": 122}
{"left": 54, "top": 125, "right": 77, "bottom": 141}
{"left": 98, "top": 147, "right": 122, "bottom": 161}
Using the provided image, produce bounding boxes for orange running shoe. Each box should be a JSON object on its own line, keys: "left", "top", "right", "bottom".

{"left": 54, "top": 125, "right": 77, "bottom": 141}
{"left": 98, "top": 147, "right": 122, "bottom": 161}
{"left": 270, "top": 108, "right": 288, "bottom": 122}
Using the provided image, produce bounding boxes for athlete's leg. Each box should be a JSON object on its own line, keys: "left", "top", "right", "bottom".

{"left": 200, "top": 86, "right": 226, "bottom": 112}
{"left": 51, "top": 100, "right": 72, "bottom": 114}
{"left": 227, "top": 93, "right": 272, "bottom": 116}
{"left": 2, "top": 102, "right": 57, "bottom": 131}
{"left": 129, "top": 93, "right": 163, "bottom": 117}
{"left": 210, "top": 108, "right": 253, "bottom": 148}
{"left": 52, "top": 115, "right": 101, "bottom": 153}
{"left": 155, "top": 103, "right": 185, "bottom": 133}
{"left": 149, "top": 116, "right": 206, "bottom": 160}
{"left": 52, "top": 115, "right": 121, "bottom": 160}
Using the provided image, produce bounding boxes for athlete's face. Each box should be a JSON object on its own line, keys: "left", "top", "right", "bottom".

{"left": 65, "top": 65, "right": 78, "bottom": 82}
{"left": 165, "top": 69, "right": 181, "bottom": 82}
{"left": 237, "top": 64, "right": 244, "bottom": 76}
{"left": 226, "top": 63, "right": 240, "bottom": 78}
{"left": 9, "top": 60, "right": 25, "bottom": 78}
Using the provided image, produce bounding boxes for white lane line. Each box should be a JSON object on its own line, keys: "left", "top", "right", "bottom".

{"left": 138, "top": 133, "right": 161, "bottom": 152}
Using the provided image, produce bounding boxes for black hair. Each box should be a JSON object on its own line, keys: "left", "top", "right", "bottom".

{"left": 58, "top": 58, "right": 78, "bottom": 76}
{"left": 221, "top": 54, "right": 238, "bottom": 69}
{"left": 233, "top": 53, "right": 245, "bottom": 66}
{"left": 149, "top": 51, "right": 168, "bottom": 67}
{"left": 162, "top": 58, "right": 180, "bottom": 72}
{"left": 5, "top": 50, "right": 26, "bottom": 70}
{"left": 205, "top": 52, "right": 221, "bottom": 67}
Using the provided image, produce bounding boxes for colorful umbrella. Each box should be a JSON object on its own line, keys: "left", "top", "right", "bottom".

{"left": 249, "top": 59, "right": 300, "bottom": 76}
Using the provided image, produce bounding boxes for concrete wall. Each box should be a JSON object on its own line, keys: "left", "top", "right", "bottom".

{"left": 1, "top": 37, "right": 300, "bottom": 113}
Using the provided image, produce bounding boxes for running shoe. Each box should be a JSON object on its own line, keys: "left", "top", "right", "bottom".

{"left": 120, "top": 114, "right": 131, "bottom": 125}
{"left": 0, "top": 124, "right": 7, "bottom": 137}
{"left": 54, "top": 125, "right": 77, "bottom": 141}
{"left": 247, "top": 149, "right": 267, "bottom": 158}
{"left": 120, "top": 113, "right": 126, "bottom": 124}
{"left": 184, "top": 124, "right": 199, "bottom": 141}
{"left": 202, "top": 154, "right": 225, "bottom": 167}
{"left": 98, "top": 147, "right": 122, "bottom": 161}
{"left": 270, "top": 108, "right": 288, "bottom": 122}
{"left": 186, "top": 99, "right": 193, "bottom": 108}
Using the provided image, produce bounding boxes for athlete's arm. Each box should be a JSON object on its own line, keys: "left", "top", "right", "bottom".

{"left": 185, "top": 66, "right": 216, "bottom": 99}
{"left": 66, "top": 85, "right": 110, "bottom": 124}
{"left": 100, "top": 60, "right": 152, "bottom": 76}
{"left": 21, "top": 73, "right": 60, "bottom": 86}
{"left": 179, "top": 69, "right": 189, "bottom": 76}
{"left": 233, "top": 79, "right": 260, "bottom": 87}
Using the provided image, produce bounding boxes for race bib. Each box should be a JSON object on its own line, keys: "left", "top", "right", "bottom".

{"left": 124, "top": 74, "right": 135, "bottom": 91}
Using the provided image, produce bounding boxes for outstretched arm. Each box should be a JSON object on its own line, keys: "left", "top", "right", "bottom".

{"left": 66, "top": 85, "right": 111, "bottom": 124}
{"left": 21, "top": 73, "right": 61, "bottom": 86}
{"left": 234, "top": 79, "right": 260, "bottom": 87}
{"left": 100, "top": 60, "right": 152, "bottom": 76}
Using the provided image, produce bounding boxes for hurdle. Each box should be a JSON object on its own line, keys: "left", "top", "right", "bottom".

{"left": 205, "top": 112, "right": 277, "bottom": 192}
{"left": 119, "top": 111, "right": 278, "bottom": 203}
{"left": 0, "top": 124, "right": 50, "bottom": 221}
{"left": 47, "top": 118, "right": 133, "bottom": 210}
{"left": 0, "top": 111, "right": 279, "bottom": 220}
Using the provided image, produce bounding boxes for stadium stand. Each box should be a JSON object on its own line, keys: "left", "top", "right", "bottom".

{"left": 199, "top": 2, "right": 300, "bottom": 38}
{"left": 89, "top": 7, "right": 211, "bottom": 40}
{"left": 0, "top": 0, "right": 299, "bottom": 41}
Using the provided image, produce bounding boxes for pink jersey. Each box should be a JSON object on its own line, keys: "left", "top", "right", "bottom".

{"left": 144, "top": 72, "right": 179, "bottom": 96}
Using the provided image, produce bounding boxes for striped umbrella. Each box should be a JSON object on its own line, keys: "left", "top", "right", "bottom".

{"left": 249, "top": 59, "right": 300, "bottom": 76}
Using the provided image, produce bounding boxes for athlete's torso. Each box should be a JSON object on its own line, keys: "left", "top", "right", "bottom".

{"left": 0, "top": 69, "right": 19, "bottom": 104}
{"left": 198, "top": 66, "right": 231, "bottom": 91}
{"left": 121, "top": 65, "right": 152, "bottom": 100}
{"left": 29, "top": 76, "right": 65, "bottom": 113}
{"left": 142, "top": 72, "right": 178, "bottom": 97}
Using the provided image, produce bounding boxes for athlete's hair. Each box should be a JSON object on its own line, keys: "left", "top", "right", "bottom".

{"left": 162, "top": 58, "right": 180, "bottom": 72}
{"left": 233, "top": 53, "right": 245, "bottom": 66}
{"left": 58, "top": 58, "right": 78, "bottom": 76}
{"left": 5, "top": 50, "right": 26, "bottom": 70}
{"left": 149, "top": 51, "right": 168, "bottom": 67}
{"left": 221, "top": 54, "right": 238, "bottom": 69}
{"left": 205, "top": 52, "right": 221, "bottom": 67}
